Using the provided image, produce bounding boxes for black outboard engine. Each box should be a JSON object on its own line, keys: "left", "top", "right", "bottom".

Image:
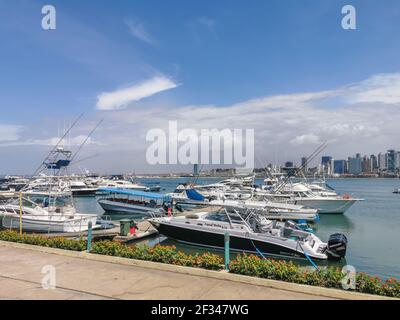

{"left": 326, "top": 233, "right": 348, "bottom": 260}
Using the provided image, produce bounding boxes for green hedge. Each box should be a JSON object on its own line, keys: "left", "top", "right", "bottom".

{"left": 1, "top": 231, "right": 399, "bottom": 298}
{"left": 0, "top": 230, "right": 86, "bottom": 251}
{"left": 91, "top": 240, "right": 223, "bottom": 270}
{"left": 229, "top": 254, "right": 400, "bottom": 298}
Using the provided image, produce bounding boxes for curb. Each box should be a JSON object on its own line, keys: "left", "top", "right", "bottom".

{"left": 0, "top": 240, "right": 396, "bottom": 300}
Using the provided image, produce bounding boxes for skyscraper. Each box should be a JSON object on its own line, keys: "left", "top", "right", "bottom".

{"left": 378, "top": 152, "right": 387, "bottom": 170}
{"left": 321, "top": 156, "right": 332, "bottom": 166}
{"left": 387, "top": 150, "right": 396, "bottom": 172}
{"left": 301, "top": 157, "right": 308, "bottom": 173}
{"left": 362, "top": 155, "right": 372, "bottom": 173}
{"left": 370, "top": 154, "right": 378, "bottom": 171}
{"left": 333, "top": 160, "right": 345, "bottom": 175}
{"left": 348, "top": 156, "right": 362, "bottom": 175}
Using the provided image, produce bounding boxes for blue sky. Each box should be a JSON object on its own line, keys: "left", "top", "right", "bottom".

{"left": 1, "top": 0, "right": 400, "bottom": 173}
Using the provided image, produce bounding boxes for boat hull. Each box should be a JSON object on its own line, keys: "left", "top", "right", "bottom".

{"left": 71, "top": 189, "right": 98, "bottom": 196}
{"left": 1, "top": 214, "right": 97, "bottom": 233}
{"left": 98, "top": 199, "right": 164, "bottom": 216}
{"left": 293, "top": 199, "right": 357, "bottom": 214}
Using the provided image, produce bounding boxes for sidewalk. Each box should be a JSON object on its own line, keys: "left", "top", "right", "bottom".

{"left": 0, "top": 245, "right": 330, "bottom": 300}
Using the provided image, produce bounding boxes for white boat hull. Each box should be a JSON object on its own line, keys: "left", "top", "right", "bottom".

{"left": 98, "top": 199, "right": 164, "bottom": 216}
{"left": 293, "top": 198, "right": 358, "bottom": 214}
{"left": 1, "top": 214, "right": 98, "bottom": 233}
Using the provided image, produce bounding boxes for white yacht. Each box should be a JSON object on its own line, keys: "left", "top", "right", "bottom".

{"left": 96, "top": 179, "right": 149, "bottom": 193}
{"left": 209, "top": 199, "right": 319, "bottom": 221}
{"left": 266, "top": 183, "right": 362, "bottom": 214}
{"left": 0, "top": 195, "right": 97, "bottom": 233}
{"left": 68, "top": 179, "right": 97, "bottom": 196}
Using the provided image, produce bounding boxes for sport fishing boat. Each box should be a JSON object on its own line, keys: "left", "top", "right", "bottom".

{"left": 149, "top": 208, "right": 347, "bottom": 260}
{"left": 98, "top": 188, "right": 171, "bottom": 216}
{"left": 0, "top": 195, "right": 97, "bottom": 233}
{"left": 68, "top": 179, "right": 97, "bottom": 196}
{"left": 265, "top": 183, "right": 362, "bottom": 214}
{"left": 96, "top": 179, "right": 150, "bottom": 195}
{"left": 209, "top": 199, "right": 319, "bottom": 222}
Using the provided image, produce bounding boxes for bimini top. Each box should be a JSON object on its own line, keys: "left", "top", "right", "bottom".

{"left": 98, "top": 188, "right": 170, "bottom": 200}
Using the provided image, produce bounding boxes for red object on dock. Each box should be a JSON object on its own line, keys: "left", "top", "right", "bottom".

{"left": 168, "top": 207, "right": 172, "bottom": 217}
{"left": 130, "top": 227, "right": 136, "bottom": 235}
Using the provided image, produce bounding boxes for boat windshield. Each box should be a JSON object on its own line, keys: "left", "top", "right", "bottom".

{"left": 204, "top": 211, "right": 243, "bottom": 223}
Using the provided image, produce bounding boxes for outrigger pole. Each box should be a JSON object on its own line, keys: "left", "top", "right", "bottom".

{"left": 69, "top": 118, "right": 104, "bottom": 165}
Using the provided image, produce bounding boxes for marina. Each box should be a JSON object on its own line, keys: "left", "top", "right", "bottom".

{"left": 2, "top": 1, "right": 400, "bottom": 304}
{"left": 1, "top": 173, "right": 399, "bottom": 280}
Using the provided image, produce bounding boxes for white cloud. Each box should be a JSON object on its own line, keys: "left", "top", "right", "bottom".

{"left": 0, "top": 125, "right": 21, "bottom": 142}
{"left": 125, "top": 18, "right": 155, "bottom": 45}
{"left": 290, "top": 134, "right": 320, "bottom": 145}
{"left": 343, "top": 73, "right": 400, "bottom": 104}
{"left": 91, "top": 73, "right": 400, "bottom": 170}
{"left": 0, "top": 135, "right": 100, "bottom": 147}
{"left": 96, "top": 76, "right": 179, "bottom": 110}
{"left": 3, "top": 73, "right": 400, "bottom": 173}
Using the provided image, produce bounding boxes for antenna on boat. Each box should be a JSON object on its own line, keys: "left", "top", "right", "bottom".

{"left": 32, "top": 113, "right": 84, "bottom": 177}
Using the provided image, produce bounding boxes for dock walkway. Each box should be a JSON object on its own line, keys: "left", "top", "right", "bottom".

{"left": 0, "top": 243, "right": 330, "bottom": 300}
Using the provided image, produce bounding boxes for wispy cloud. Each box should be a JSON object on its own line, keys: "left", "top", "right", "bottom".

{"left": 96, "top": 76, "right": 179, "bottom": 110}
{"left": 0, "top": 125, "right": 21, "bottom": 142}
{"left": 196, "top": 17, "right": 216, "bottom": 33}
{"left": 125, "top": 18, "right": 156, "bottom": 46}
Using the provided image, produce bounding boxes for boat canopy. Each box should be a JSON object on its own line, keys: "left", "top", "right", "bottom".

{"left": 98, "top": 188, "right": 170, "bottom": 201}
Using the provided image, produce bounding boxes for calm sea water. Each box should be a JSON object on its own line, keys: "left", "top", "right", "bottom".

{"left": 73, "top": 178, "right": 400, "bottom": 279}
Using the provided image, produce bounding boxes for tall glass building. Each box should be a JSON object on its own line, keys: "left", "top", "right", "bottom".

{"left": 387, "top": 150, "right": 396, "bottom": 172}
{"left": 333, "top": 160, "right": 345, "bottom": 174}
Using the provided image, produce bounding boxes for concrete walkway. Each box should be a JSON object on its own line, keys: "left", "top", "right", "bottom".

{"left": 0, "top": 245, "right": 330, "bottom": 300}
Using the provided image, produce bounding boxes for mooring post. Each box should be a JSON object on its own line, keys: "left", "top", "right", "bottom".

{"left": 87, "top": 221, "right": 93, "bottom": 252}
{"left": 224, "top": 232, "right": 230, "bottom": 270}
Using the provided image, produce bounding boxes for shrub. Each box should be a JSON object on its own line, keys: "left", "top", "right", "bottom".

{"left": 0, "top": 230, "right": 86, "bottom": 251}
{"left": 229, "top": 253, "right": 400, "bottom": 298}
{"left": 91, "top": 241, "right": 223, "bottom": 270}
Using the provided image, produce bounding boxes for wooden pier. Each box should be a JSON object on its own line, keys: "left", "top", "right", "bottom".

{"left": 35, "top": 220, "right": 159, "bottom": 243}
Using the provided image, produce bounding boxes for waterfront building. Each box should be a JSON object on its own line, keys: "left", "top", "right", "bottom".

{"left": 395, "top": 151, "right": 400, "bottom": 170}
{"left": 321, "top": 156, "right": 333, "bottom": 176}
{"left": 333, "top": 160, "right": 346, "bottom": 175}
{"left": 370, "top": 154, "right": 378, "bottom": 171}
{"left": 321, "top": 156, "right": 332, "bottom": 166}
{"left": 301, "top": 157, "right": 308, "bottom": 172}
{"left": 348, "top": 156, "right": 362, "bottom": 175}
{"left": 387, "top": 150, "right": 396, "bottom": 172}
{"left": 362, "top": 155, "right": 372, "bottom": 173}
{"left": 284, "top": 161, "right": 294, "bottom": 168}
{"left": 378, "top": 152, "right": 387, "bottom": 170}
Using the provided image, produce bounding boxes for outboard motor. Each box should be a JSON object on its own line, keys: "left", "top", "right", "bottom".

{"left": 326, "top": 233, "right": 348, "bottom": 260}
